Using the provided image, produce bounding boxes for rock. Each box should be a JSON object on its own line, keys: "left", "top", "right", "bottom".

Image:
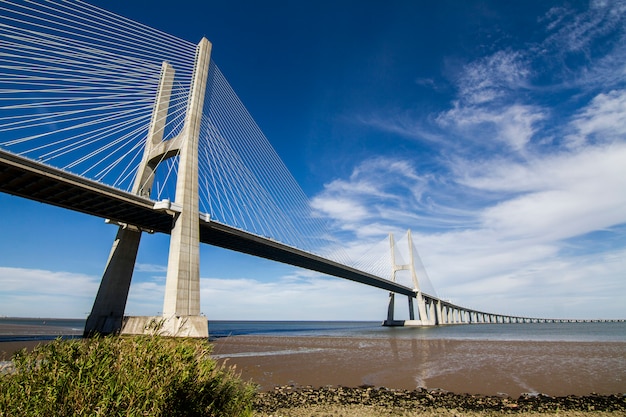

{"left": 252, "top": 385, "right": 626, "bottom": 414}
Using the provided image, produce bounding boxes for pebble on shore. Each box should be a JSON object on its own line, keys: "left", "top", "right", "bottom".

{"left": 253, "top": 385, "right": 626, "bottom": 414}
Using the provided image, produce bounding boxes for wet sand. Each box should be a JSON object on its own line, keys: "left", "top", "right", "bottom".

{"left": 0, "top": 321, "right": 82, "bottom": 360}
{"left": 0, "top": 340, "right": 49, "bottom": 361}
{"left": 211, "top": 335, "right": 626, "bottom": 397}
{"left": 3, "top": 323, "right": 624, "bottom": 398}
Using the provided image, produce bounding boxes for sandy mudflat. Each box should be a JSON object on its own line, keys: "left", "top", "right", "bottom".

{"left": 0, "top": 320, "right": 81, "bottom": 360}
{"left": 0, "top": 340, "right": 49, "bottom": 361}
{"left": 2, "top": 333, "right": 624, "bottom": 416}
{"left": 211, "top": 335, "right": 626, "bottom": 397}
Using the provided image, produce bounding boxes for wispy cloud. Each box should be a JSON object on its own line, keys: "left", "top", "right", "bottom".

{"left": 567, "top": 89, "right": 626, "bottom": 145}
{"left": 201, "top": 271, "right": 384, "bottom": 320}
{"left": 356, "top": 112, "right": 448, "bottom": 144}
{"left": 541, "top": 1, "right": 626, "bottom": 56}
{"left": 455, "top": 50, "right": 530, "bottom": 105}
{"left": 311, "top": 156, "right": 477, "bottom": 237}
{"left": 312, "top": 2, "right": 626, "bottom": 318}
{"left": 0, "top": 267, "right": 98, "bottom": 317}
{"left": 134, "top": 263, "right": 167, "bottom": 273}
{"left": 437, "top": 103, "right": 546, "bottom": 153}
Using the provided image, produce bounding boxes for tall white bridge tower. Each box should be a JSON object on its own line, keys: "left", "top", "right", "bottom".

{"left": 85, "top": 39, "right": 212, "bottom": 338}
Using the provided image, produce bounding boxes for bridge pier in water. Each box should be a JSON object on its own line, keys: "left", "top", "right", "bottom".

{"left": 85, "top": 38, "right": 212, "bottom": 338}
{"left": 383, "top": 231, "right": 437, "bottom": 327}
{"left": 384, "top": 293, "right": 548, "bottom": 327}
{"left": 381, "top": 232, "right": 542, "bottom": 327}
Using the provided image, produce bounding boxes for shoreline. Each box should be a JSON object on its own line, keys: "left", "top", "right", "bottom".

{"left": 3, "top": 332, "right": 625, "bottom": 398}
{"left": 3, "top": 336, "right": 625, "bottom": 416}
{"left": 211, "top": 335, "right": 626, "bottom": 397}
{"left": 1, "top": 340, "right": 55, "bottom": 361}
{"left": 254, "top": 385, "right": 626, "bottom": 415}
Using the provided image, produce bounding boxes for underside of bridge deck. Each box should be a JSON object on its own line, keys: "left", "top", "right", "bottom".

{"left": 0, "top": 148, "right": 415, "bottom": 297}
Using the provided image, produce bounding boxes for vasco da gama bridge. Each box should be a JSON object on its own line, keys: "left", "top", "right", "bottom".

{"left": 0, "top": 1, "right": 552, "bottom": 338}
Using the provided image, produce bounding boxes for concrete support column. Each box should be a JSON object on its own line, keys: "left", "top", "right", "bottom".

{"left": 386, "top": 292, "right": 395, "bottom": 323}
{"left": 84, "top": 227, "right": 141, "bottom": 336}
{"left": 160, "top": 38, "right": 212, "bottom": 338}
{"left": 436, "top": 300, "right": 442, "bottom": 325}
{"left": 383, "top": 292, "right": 405, "bottom": 326}
{"left": 85, "top": 61, "right": 175, "bottom": 337}
{"left": 115, "top": 40, "right": 212, "bottom": 338}
{"left": 416, "top": 292, "right": 429, "bottom": 323}
{"left": 427, "top": 300, "right": 434, "bottom": 323}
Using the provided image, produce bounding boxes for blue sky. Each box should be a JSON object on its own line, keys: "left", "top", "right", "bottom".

{"left": 1, "top": 0, "right": 625, "bottom": 320}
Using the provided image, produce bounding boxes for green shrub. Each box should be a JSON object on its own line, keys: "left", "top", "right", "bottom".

{"left": 0, "top": 336, "right": 255, "bottom": 417}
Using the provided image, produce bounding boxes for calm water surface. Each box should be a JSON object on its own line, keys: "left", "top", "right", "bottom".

{"left": 208, "top": 320, "right": 626, "bottom": 342}
{"left": 1, "top": 318, "right": 624, "bottom": 343}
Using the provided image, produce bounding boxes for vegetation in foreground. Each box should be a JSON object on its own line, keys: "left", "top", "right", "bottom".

{"left": 0, "top": 335, "right": 255, "bottom": 417}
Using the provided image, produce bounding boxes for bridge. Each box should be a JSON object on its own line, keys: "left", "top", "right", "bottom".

{"left": 0, "top": 0, "right": 552, "bottom": 337}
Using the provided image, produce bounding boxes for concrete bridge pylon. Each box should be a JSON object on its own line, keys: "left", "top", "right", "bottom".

{"left": 383, "top": 230, "right": 436, "bottom": 326}
{"left": 84, "top": 38, "right": 212, "bottom": 338}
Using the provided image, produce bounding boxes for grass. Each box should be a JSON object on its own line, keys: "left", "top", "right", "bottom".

{"left": 0, "top": 335, "right": 256, "bottom": 417}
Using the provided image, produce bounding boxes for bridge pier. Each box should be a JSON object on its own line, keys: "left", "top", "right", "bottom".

{"left": 383, "top": 292, "right": 406, "bottom": 326}
{"left": 84, "top": 227, "right": 142, "bottom": 336}
{"left": 384, "top": 231, "right": 440, "bottom": 327}
{"left": 84, "top": 58, "right": 175, "bottom": 338}
{"left": 157, "top": 38, "right": 211, "bottom": 338}
{"left": 85, "top": 39, "right": 212, "bottom": 338}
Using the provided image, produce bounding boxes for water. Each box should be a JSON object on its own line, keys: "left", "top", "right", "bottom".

{"left": 0, "top": 317, "right": 85, "bottom": 342}
{"left": 208, "top": 320, "right": 626, "bottom": 342}
{"left": 1, "top": 318, "right": 624, "bottom": 342}
{"left": 208, "top": 321, "right": 626, "bottom": 395}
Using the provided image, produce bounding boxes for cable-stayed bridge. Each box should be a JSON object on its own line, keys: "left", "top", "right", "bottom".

{"left": 0, "top": 0, "right": 556, "bottom": 337}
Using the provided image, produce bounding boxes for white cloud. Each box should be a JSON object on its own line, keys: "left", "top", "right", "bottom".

{"left": 0, "top": 267, "right": 99, "bottom": 317}
{"left": 542, "top": 1, "right": 626, "bottom": 55}
{"left": 437, "top": 103, "right": 545, "bottom": 152}
{"left": 455, "top": 143, "right": 626, "bottom": 240}
{"left": 134, "top": 263, "right": 167, "bottom": 273}
{"left": 311, "top": 157, "right": 433, "bottom": 235}
{"left": 538, "top": 1, "right": 626, "bottom": 90}
{"left": 124, "top": 280, "right": 165, "bottom": 316}
{"left": 456, "top": 50, "right": 530, "bottom": 105}
{"left": 357, "top": 111, "right": 448, "bottom": 144}
{"left": 201, "top": 271, "right": 387, "bottom": 320}
{"left": 568, "top": 90, "right": 626, "bottom": 145}
{"left": 311, "top": 3, "right": 626, "bottom": 320}
{"left": 306, "top": 139, "right": 626, "bottom": 318}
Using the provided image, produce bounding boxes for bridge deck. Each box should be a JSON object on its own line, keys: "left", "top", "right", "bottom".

{"left": 0, "top": 148, "right": 415, "bottom": 297}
